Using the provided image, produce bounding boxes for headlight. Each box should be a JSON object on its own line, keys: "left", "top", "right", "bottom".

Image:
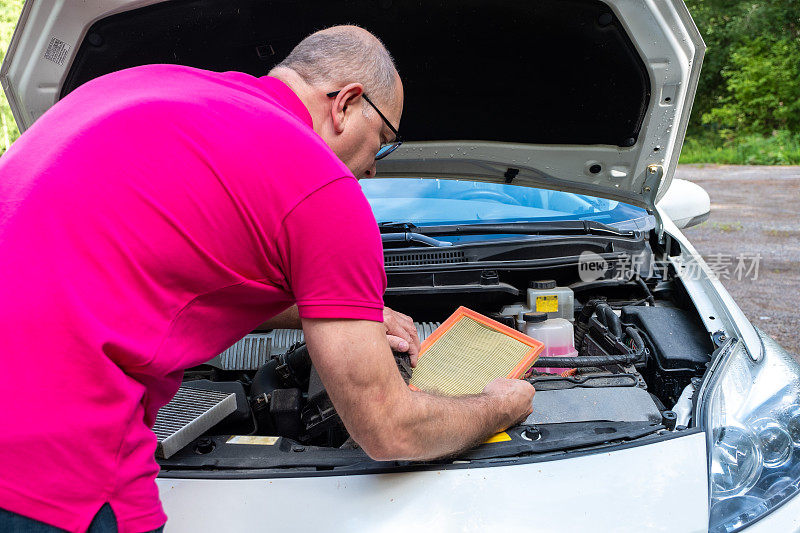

{"left": 699, "top": 332, "right": 800, "bottom": 532}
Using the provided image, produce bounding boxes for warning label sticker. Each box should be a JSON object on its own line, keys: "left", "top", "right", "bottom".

{"left": 226, "top": 435, "right": 279, "bottom": 446}
{"left": 536, "top": 295, "right": 559, "bottom": 313}
{"left": 44, "top": 37, "right": 70, "bottom": 66}
{"left": 484, "top": 432, "right": 512, "bottom": 444}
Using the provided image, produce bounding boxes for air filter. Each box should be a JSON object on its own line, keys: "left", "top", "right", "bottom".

{"left": 153, "top": 386, "right": 237, "bottom": 458}
{"left": 409, "top": 307, "right": 544, "bottom": 396}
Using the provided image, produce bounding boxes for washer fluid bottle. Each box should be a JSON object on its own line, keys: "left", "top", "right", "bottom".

{"left": 523, "top": 312, "right": 578, "bottom": 375}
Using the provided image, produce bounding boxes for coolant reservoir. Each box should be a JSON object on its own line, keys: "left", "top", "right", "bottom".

{"left": 523, "top": 312, "right": 578, "bottom": 374}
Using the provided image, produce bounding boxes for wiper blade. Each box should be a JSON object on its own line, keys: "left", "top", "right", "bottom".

{"left": 413, "top": 220, "right": 635, "bottom": 238}
{"left": 381, "top": 232, "right": 453, "bottom": 247}
{"left": 378, "top": 221, "right": 418, "bottom": 233}
{"left": 378, "top": 222, "right": 453, "bottom": 247}
{"left": 378, "top": 220, "right": 634, "bottom": 238}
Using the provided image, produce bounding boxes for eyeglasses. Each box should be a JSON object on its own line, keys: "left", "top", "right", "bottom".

{"left": 327, "top": 90, "right": 403, "bottom": 160}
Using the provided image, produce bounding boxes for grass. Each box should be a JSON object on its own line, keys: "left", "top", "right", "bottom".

{"left": 763, "top": 228, "right": 800, "bottom": 238}
{"left": 680, "top": 130, "right": 800, "bottom": 165}
{"left": 710, "top": 221, "right": 743, "bottom": 232}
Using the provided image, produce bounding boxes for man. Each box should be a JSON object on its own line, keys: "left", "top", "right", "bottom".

{"left": 0, "top": 26, "right": 535, "bottom": 533}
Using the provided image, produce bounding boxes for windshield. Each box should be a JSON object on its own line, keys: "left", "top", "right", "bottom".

{"left": 361, "top": 178, "right": 648, "bottom": 227}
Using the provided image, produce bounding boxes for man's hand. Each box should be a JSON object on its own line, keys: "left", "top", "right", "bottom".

{"left": 301, "top": 318, "right": 537, "bottom": 461}
{"left": 482, "top": 378, "right": 535, "bottom": 427}
{"left": 382, "top": 306, "right": 421, "bottom": 366}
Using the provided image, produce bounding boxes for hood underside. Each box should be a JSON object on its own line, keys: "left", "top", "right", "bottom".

{"left": 1, "top": 0, "right": 704, "bottom": 208}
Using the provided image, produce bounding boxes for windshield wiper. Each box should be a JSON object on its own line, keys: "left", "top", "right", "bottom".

{"left": 381, "top": 232, "right": 453, "bottom": 247}
{"left": 379, "top": 222, "right": 454, "bottom": 247}
{"left": 378, "top": 221, "right": 418, "bottom": 232}
{"left": 379, "top": 220, "right": 635, "bottom": 238}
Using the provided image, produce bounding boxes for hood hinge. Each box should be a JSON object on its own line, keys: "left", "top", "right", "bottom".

{"left": 643, "top": 164, "right": 666, "bottom": 241}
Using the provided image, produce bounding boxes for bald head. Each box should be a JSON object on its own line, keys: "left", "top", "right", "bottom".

{"left": 273, "top": 25, "right": 398, "bottom": 106}
{"left": 269, "top": 25, "right": 403, "bottom": 179}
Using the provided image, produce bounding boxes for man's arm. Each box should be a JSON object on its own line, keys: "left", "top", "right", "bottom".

{"left": 256, "top": 305, "right": 301, "bottom": 330}
{"left": 301, "top": 317, "right": 535, "bottom": 461}
{"left": 257, "top": 305, "right": 422, "bottom": 365}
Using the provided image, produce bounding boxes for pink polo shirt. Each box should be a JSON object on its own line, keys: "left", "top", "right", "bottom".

{"left": 0, "top": 65, "right": 386, "bottom": 532}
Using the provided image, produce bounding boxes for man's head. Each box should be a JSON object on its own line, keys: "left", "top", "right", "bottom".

{"left": 269, "top": 25, "right": 403, "bottom": 178}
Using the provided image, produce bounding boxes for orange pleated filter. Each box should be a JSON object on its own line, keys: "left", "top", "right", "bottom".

{"left": 409, "top": 307, "right": 544, "bottom": 396}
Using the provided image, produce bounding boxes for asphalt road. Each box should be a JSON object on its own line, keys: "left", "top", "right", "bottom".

{"left": 676, "top": 164, "right": 800, "bottom": 356}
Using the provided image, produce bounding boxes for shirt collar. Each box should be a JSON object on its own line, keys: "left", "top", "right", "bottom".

{"left": 257, "top": 76, "right": 314, "bottom": 128}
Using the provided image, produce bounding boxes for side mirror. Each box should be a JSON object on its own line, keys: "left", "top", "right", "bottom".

{"left": 656, "top": 178, "right": 710, "bottom": 229}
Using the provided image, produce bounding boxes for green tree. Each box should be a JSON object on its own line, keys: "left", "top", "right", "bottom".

{"left": 703, "top": 37, "right": 800, "bottom": 135}
{"left": 685, "top": 0, "right": 800, "bottom": 135}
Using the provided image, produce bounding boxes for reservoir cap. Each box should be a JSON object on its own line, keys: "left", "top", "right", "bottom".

{"left": 523, "top": 312, "right": 548, "bottom": 323}
{"left": 530, "top": 280, "right": 557, "bottom": 290}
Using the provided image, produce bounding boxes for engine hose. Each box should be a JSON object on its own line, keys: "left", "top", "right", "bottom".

{"left": 574, "top": 299, "right": 624, "bottom": 347}
{"left": 250, "top": 342, "right": 311, "bottom": 398}
{"left": 250, "top": 358, "right": 282, "bottom": 399}
{"left": 573, "top": 298, "right": 604, "bottom": 351}
{"left": 601, "top": 304, "right": 623, "bottom": 338}
{"left": 534, "top": 326, "right": 645, "bottom": 368}
{"left": 634, "top": 276, "right": 656, "bottom": 305}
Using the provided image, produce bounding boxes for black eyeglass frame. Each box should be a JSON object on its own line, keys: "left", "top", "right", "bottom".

{"left": 327, "top": 90, "right": 403, "bottom": 160}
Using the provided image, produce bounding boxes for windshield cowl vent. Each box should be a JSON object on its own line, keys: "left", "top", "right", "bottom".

{"left": 384, "top": 250, "right": 467, "bottom": 267}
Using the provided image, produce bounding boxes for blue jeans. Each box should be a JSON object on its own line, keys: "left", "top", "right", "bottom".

{"left": 0, "top": 503, "right": 164, "bottom": 533}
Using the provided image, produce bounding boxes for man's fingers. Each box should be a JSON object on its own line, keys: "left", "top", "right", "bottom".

{"left": 387, "top": 335, "right": 419, "bottom": 368}
{"left": 384, "top": 308, "right": 420, "bottom": 348}
{"left": 394, "top": 311, "right": 421, "bottom": 352}
{"left": 387, "top": 320, "right": 414, "bottom": 346}
{"left": 395, "top": 310, "right": 414, "bottom": 324}
{"left": 386, "top": 334, "right": 410, "bottom": 353}
{"left": 395, "top": 319, "right": 421, "bottom": 361}
{"left": 383, "top": 306, "right": 421, "bottom": 367}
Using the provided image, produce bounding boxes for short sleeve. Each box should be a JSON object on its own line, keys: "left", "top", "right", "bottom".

{"left": 276, "top": 177, "right": 387, "bottom": 322}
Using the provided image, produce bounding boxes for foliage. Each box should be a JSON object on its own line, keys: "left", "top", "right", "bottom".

{"left": 0, "top": 0, "right": 22, "bottom": 154}
{"left": 680, "top": 0, "right": 800, "bottom": 163}
{"left": 702, "top": 37, "right": 800, "bottom": 135}
{"left": 685, "top": 0, "right": 800, "bottom": 135}
{"left": 680, "top": 130, "right": 800, "bottom": 165}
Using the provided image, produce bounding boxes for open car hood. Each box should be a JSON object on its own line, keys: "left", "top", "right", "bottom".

{"left": 1, "top": 0, "right": 703, "bottom": 208}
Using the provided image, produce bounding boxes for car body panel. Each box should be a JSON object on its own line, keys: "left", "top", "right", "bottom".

{"left": 1, "top": 0, "right": 704, "bottom": 209}
{"left": 656, "top": 178, "right": 710, "bottom": 228}
{"left": 157, "top": 431, "right": 709, "bottom": 532}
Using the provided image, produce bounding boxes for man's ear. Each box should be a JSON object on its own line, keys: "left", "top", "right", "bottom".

{"left": 330, "top": 83, "right": 365, "bottom": 134}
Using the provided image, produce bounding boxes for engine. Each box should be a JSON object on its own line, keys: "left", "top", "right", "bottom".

{"left": 156, "top": 270, "right": 714, "bottom": 456}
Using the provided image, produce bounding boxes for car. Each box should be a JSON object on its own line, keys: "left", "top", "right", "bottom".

{"left": 3, "top": 1, "right": 800, "bottom": 532}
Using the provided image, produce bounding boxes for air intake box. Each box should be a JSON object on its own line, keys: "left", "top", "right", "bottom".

{"left": 621, "top": 306, "right": 712, "bottom": 370}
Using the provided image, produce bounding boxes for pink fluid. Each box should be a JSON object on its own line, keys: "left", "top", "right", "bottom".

{"left": 537, "top": 343, "right": 579, "bottom": 375}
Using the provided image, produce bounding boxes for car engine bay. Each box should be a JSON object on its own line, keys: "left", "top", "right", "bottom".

{"left": 156, "top": 229, "right": 717, "bottom": 467}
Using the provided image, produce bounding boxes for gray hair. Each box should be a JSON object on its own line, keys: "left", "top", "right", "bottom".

{"left": 276, "top": 25, "right": 398, "bottom": 106}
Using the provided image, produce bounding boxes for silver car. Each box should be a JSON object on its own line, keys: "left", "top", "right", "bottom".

{"left": 3, "top": 1, "right": 799, "bottom": 531}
